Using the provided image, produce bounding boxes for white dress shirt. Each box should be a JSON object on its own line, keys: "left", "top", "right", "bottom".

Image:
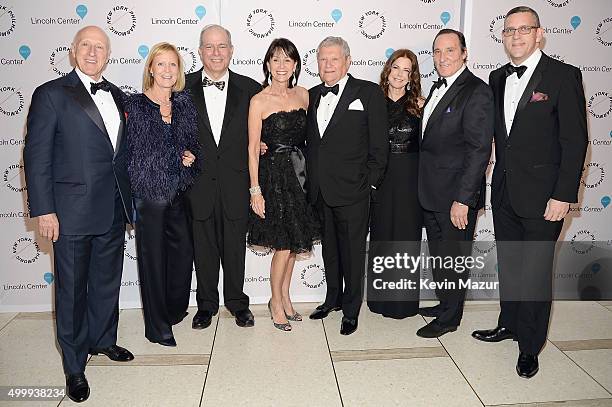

{"left": 202, "top": 70, "right": 229, "bottom": 145}
{"left": 317, "top": 74, "right": 349, "bottom": 137}
{"left": 421, "top": 64, "right": 466, "bottom": 137}
{"left": 504, "top": 49, "right": 542, "bottom": 134}
{"left": 76, "top": 68, "right": 120, "bottom": 150}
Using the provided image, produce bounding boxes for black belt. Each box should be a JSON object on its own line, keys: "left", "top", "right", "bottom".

{"left": 268, "top": 143, "right": 307, "bottom": 193}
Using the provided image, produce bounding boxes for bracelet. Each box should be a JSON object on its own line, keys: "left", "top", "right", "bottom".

{"left": 249, "top": 186, "right": 262, "bottom": 195}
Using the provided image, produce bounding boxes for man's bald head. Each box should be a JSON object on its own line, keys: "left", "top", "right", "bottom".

{"left": 70, "top": 25, "right": 111, "bottom": 81}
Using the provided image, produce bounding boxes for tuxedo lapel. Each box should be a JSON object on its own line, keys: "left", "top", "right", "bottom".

{"left": 423, "top": 69, "right": 470, "bottom": 137}
{"left": 323, "top": 75, "right": 360, "bottom": 138}
{"left": 218, "top": 71, "right": 241, "bottom": 151}
{"left": 189, "top": 73, "right": 216, "bottom": 149}
{"left": 514, "top": 54, "right": 548, "bottom": 119}
{"left": 109, "top": 83, "right": 125, "bottom": 157}
{"left": 310, "top": 86, "right": 322, "bottom": 139}
{"left": 496, "top": 69, "right": 509, "bottom": 139}
{"left": 64, "top": 70, "right": 113, "bottom": 154}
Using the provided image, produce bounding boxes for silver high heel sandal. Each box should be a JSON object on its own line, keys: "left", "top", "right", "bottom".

{"left": 268, "top": 300, "right": 292, "bottom": 331}
{"left": 285, "top": 310, "right": 302, "bottom": 321}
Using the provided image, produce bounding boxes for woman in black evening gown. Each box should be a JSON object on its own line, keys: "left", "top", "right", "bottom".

{"left": 247, "top": 38, "right": 319, "bottom": 331}
{"left": 368, "top": 49, "right": 424, "bottom": 319}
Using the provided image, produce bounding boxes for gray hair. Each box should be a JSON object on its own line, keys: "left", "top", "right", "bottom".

{"left": 199, "top": 24, "right": 233, "bottom": 47}
{"left": 317, "top": 36, "right": 350, "bottom": 57}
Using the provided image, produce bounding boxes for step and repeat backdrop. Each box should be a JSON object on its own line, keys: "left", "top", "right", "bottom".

{"left": 0, "top": 0, "right": 609, "bottom": 311}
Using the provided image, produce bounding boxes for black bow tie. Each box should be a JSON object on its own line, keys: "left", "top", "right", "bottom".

{"left": 505, "top": 64, "right": 527, "bottom": 79}
{"left": 320, "top": 83, "right": 339, "bottom": 97}
{"left": 202, "top": 77, "right": 226, "bottom": 91}
{"left": 433, "top": 77, "right": 447, "bottom": 90}
{"left": 90, "top": 80, "right": 111, "bottom": 95}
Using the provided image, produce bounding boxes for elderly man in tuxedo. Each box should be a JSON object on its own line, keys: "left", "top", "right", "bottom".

{"left": 306, "top": 36, "right": 388, "bottom": 335}
{"left": 24, "top": 25, "right": 134, "bottom": 403}
{"left": 472, "top": 6, "right": 588, "bottom": 378}
{"left": 417, "top": 29, "right": 494, "bottom": 338}
{"left": 185, "top": 25, "right": 260, "bottom": 330}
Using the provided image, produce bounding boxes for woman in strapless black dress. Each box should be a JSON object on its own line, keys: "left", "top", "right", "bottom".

{"left": 247, "top": 38, "right": 319, "bottom": 331}
{"left": 368, "top": 49, "right": 424, "bottom": 319}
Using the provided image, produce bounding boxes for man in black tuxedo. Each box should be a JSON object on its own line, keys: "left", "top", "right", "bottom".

{"left": 417, "top": 29, "right": 494, "bottom": 338}
{"left": 472, "top": 6, "right": 587, "bottom": 378}
{"left": 23, "top": 26, "right": 134, "bottom": 403}
{"left": 185, "top": 24, "right": 260, "bottom": 329}
{"left": 306, "top": 36, "right": 388, "bottom": 335}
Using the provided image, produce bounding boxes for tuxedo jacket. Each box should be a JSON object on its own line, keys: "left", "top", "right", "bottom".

{"left": 185, "top": 69, "right": 260, "bottom": 220}
{"left": 305, "top": 74, "right": 388, "bottom": 207}
{"left": 24, "top": 69, "right": 132, "bottom": 235}
{"left": 418, "top": 68, "right": 494, "bottom": 212}
{"left": 490, "top": 53, "right": 588, "bottom": 218}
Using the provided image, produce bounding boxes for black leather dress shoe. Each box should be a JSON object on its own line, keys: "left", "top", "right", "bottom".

{"left": 516, "top": 352, "right": 539, "bottom": 378}
{"left": 155, "top": 337, "right": 177, "bottom": 347}
{"left": 232, "top": 308, "right": 255, "bottom": 327}
{"left": 90, "top": 344, "right": 134, "bottom": 362}
{"left": 340, "top": 317, "right": 358, "bottom": 335}
{"left": 416, "top": 320, "right": 457, "bottom": 338}
{"left": 192, "top": 310, "right": 216, "bottom": 330}
{"left": 472, "top": 326, "right": 517, "bottom": 342}
{"left": 309, "top": 304, "right": 341, "bottom": 320}
{"left": 418, "top": 304, "right": 443, "bottom": 318}
{"left": 66, "top": 373, "right": 90, "bottom": 403}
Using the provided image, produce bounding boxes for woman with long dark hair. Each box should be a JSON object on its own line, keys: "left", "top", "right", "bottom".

{"left": 247, "top": 38, "right": 319, "bottom": 331}
{"left": 368, "top": 49, "right": 424, "bottom": 319}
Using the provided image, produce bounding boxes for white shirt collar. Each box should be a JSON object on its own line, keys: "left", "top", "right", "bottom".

{"left": 75, "top": 68, "right": 105, "bottom": 92}
{"left": 441, "top": 64, "right": 466, "bottom": 89}
{"left": 511, "top": 48, "right": 542, "bottom": 70}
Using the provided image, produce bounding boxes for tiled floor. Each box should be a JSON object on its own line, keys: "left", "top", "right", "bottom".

{"left": 1, "top": 302, "right": 612, "bottom": 406}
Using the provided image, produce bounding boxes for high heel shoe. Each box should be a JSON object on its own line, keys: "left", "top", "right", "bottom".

{"left": 268, "top": 300, "right": 291, "bottom": 331}
{"left": 285, "top": 311, "right": 302, "bottom": 321}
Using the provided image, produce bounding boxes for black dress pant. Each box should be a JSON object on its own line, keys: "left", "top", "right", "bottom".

{"left": 53, "top": 191, "right": 125, "bottom": 375}
{"left": 317, "top": 192, "right": 370, "bottom": 319}
{"left": 422, "top": 207, "right": 477, "bottom": 327}
{"left": 192, "top": 187, "right": 249, "bottom": 313}
{"left": 494, "top": 183, "right": 563, "bottom": 356}
{"left": 134, "top": 193, "right": 193, "bottom": 342}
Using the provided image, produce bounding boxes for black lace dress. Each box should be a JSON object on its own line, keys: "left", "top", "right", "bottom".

{"left": 248, "top": 109, "right": 320, "bottom": 253}
{"left": 368, "top": 94, "right": 423, "bottom": 318}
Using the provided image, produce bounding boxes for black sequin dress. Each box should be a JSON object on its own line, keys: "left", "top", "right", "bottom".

{"left": 248, "top": 109, "right": 320, "bottom": 253}
{"left": 368, "top": 94, "right": 423, "bottom": 318}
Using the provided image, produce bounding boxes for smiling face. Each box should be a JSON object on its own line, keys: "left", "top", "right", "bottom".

{"left": 267, "top": 48, "right": 296, "bottom": 84}
{"left": 503, "top": 12, "right": 543, "bottom": 65}
{"left": 387, "top": 56, "right": 412, "bottom": 91}
{"left": 149, "top": 50, "right": 179, "bottom": 90}
{"left": 317, "top": 45, "right": 351, "bottom": 86}
{"left": 433, "top": 33, "right": 466, "bottom": 78}
{"left": 198, "top": 26, "right": 233, "bottom": 80}
{"left": 71, "top": 26, "right": 110, "bottom": 81}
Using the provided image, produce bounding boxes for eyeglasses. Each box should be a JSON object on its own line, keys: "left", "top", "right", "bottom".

{"left": 502, "top": 25, "right": 539, "bottom": 37}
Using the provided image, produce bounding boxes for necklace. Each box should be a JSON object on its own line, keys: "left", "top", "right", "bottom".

{"left": 148, "top": 92, "right": 172, "bottom": 120}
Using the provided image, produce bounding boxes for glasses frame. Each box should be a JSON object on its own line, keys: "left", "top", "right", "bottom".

{"left": 501, "top": 25, "right": 539, "bottom": 37}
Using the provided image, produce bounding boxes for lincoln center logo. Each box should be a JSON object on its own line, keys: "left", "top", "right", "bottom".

{"left": 0, "top": 86, "right": 24, "bottom": 117}
{"left": 0, "top": 5, "right": 16, "bottom": 37}
{"left": 300, "top": 264, "right": 326, "bottom": 289}
{"left": 358, "top": 10, "right": 386, "bottom": 40}
{"left": 570, "top": 230, "right": 596, "bottom": 255}
{"left": 302, "top": 48, "right": 318, "bottom": 78}
{"left": 177, "top": 46, "right": 198, "bottom": 73}
{"left": 3, "top": 163, "right": 25, "bottom": 192}
{"left": 489, "top": 14, "right": 505, "bottom": 44}
{"left": 588, "top": 91, "right": 612, "bottom": 119}
{"left": 124, "top": 234, "right": 137, "bottom": 260}
{"left": 49, "top": 46, "right": 72, "bottom": 77}
{"left": 546, "top": 0, "right": 572, "bottom": 7}
{"left": 417, "top": 50, "right": 435, "bottom": 79}
{"left": 12, "top": 237, "right": 41, "bottom": 264}
{"left": 581, "top": 162, "right": 605, "bottom": 189}
{"left": 595, "top": 17, "right": 612, "bottom": 47}
{"left": 107, "top": 5, "right": 137, "bottom": 36}
{"left": 246, "top": 9, "right": 275, "bottom": 39}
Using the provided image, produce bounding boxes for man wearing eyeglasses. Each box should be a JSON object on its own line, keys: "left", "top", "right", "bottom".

{"left": 472, "top": 6, "right": 587, "bottom": 378}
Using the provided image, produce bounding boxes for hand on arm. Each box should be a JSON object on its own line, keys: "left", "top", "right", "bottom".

{"left": 248, "top": 96, "right": 265, "bottom": 219}
{"left": 181, "top": 150, "right": 196, "bottom": 167}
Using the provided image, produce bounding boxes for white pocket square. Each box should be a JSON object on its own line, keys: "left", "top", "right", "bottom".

{"left": 348, "top": 99, "right": 364, "bottom": 111}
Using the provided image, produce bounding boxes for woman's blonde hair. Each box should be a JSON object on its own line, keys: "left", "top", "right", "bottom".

{"left": 142, "top": 42, "right": 185, "bottom": 92}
